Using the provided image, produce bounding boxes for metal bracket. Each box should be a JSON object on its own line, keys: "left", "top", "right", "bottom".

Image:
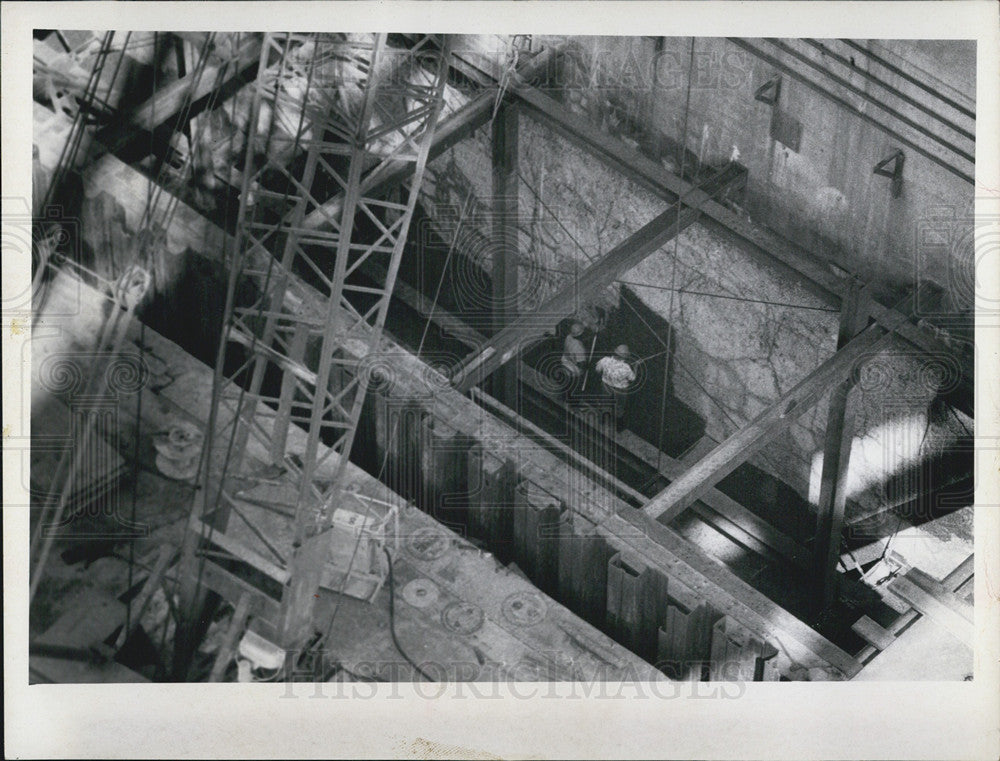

{"left": 754, "top": 76, "right": 781, "bottom": 106}
{"left": 873, "top": 150, "right": 905, "bottom": 198}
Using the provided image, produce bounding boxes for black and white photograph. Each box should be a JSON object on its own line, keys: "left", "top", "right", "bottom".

{"left": 4, "top": 2, "right": 999, "bottom": 759}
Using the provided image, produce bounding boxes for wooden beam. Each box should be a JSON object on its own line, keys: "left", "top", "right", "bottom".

{"left": 905, "top": 567, "right": 974, "bottom": 623}
{"left": 455, "top": 162, "right": 747, "bottom": 391}
{"left": 887, "top": 567, "right": 974, "bottom": 644}
{"left": 618, "top": 429, "right": 812, "bottom": 572}
{"left": 943, "top": 553, "right": 975, "bottom": 596}
{"left": 851, "top": 616, "right": 898, "bottom": 651}
{"left": 643, "top": 318, "right": 906, "bottom": 523}
{"left": 492, "top": 100, "right": 520, "bottom": 406}
{"left": 856, "top": 552, "right": 973, "bottom": 660}
{"left": 814, "top": 279, "right": 870, "bottom": 607}
{"left": 100, "top": 34, "right": 263, "bottom": 160}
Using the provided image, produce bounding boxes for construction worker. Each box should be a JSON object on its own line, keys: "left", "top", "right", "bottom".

{"left": 561, "top": 321, "right": 587, "bottom": 399}
{"left": 595, "top": 344, "right": 636, "bottom": 426}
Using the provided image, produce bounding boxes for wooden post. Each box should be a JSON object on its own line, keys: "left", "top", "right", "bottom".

{"left": 814, "top": 278, "right": 869, "bottom": 608}
{"left": 658, "top": 602, "right": 722, "bottom": 680}
{"left": 492, "top": 100, "right": 520, "bottom": 407}
{"left": 420, "top": 416, "right": 467, "bottom": 533}
{"left": 513, "top": 480, "right": 563, "bottom": 595}
{"left": 467, "top": 447, "right": 516, "bottom": 561}
{"left": 605, "top": 551, "right": 669, "bottom": 663}
{"left": 557, "top": 512, "right": 612, "bottom": 629}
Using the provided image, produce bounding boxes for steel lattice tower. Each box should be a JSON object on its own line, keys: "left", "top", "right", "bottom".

{"left": 174, "top": 33, "right": 451, "bottom": 672}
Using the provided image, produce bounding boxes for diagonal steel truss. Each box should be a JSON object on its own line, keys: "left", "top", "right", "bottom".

{"left": 177, "top": 33, "right": 450, "bottom": 658}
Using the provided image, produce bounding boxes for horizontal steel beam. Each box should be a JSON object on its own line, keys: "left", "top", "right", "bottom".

{"left": 487, "top": 52, "right": 971, "bottom": 415}
{"left": 642, "top": 296, "right": 926, "bottom": 523}
{"left": 454, "top": 162, "right": 748, "bottom": 391}
{"left": 300, "top": 48, "right": 557, "bottom": 231}
{"left": 362, "top": 246, "right": 811, "bottom": 573}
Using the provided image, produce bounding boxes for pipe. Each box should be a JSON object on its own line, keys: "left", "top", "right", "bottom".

{"left": 801, "top": 39, "right": 973, "bottom": 141}
{"left": 839, "top": 39, "right": 975, "bottom": 120}
{"left": 764, "top": 38, "right": 972, "bottom": 162}
{"left": 727, "top": 38, "right": 973, "bottom": 185}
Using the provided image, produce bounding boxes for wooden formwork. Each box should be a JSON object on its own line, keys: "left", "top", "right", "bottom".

{"left": 373, "top": 398, "right": 802, "bottom": 681}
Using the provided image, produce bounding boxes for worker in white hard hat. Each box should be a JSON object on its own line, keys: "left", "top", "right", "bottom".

{"left": 595, "top": 343, "right": 636, "bottom": 427}
{"left": 561, "top": 321, "right": 587, "bottom": 399}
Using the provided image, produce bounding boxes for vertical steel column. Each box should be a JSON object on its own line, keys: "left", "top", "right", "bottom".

{"left": 813, "top": 278, "right": 869, "bottom": 609}
{"left": 491, "top": 101, "right": 520, "bottom": 407}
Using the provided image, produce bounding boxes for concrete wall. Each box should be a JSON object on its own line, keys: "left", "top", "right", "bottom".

{"left": 416, "top": 38, "right": 973, "bottom": 516}
{"left": 556, "top": 36, "right": 975, "bottom": 316}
